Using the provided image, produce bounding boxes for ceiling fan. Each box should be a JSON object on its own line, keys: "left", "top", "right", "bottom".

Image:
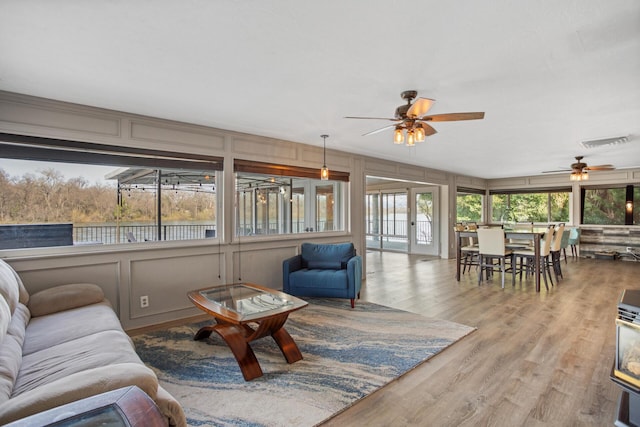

{"left": 345, "top": 90, "right": 485, "bottom": 146}
{"left": 542, "top": 156, "right": 615, "bottom": 181}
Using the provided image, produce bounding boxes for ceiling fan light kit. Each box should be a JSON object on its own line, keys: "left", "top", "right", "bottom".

{"left": 570, "top": 170, "right": 588, "bottom": 181}
{"left": 346, "top": 90, "right": 484, "bottom": 147}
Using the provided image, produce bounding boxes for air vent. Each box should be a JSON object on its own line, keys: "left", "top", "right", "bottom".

{"left": 581, "top": 135, "right": 629, "bottom": 149}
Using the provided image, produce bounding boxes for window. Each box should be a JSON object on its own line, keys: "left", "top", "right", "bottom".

{"left": 583, "top": 185, "right": 638, "bottom": 225}
{"left": 366, "top": 191, "right": 408, "bottom": 251}
{"left": 456, "top": 188, "right": 484, "bottom": 223}
{"left": 490, "top": 189, "right": 570, "bottom": 224}
{"left": 234, "top": 160, "right": 348, "bottom": 236}
{"left": 0, "top": 133, "right": 222, "bottom": 249}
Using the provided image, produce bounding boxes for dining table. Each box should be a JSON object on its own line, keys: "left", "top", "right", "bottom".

{"left": 455, "top": 227, "right": 548, "bottom": 292}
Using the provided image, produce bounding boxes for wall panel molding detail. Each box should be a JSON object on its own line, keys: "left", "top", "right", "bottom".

{"left": 128, "top": 253, "right": 223, "bottom": 319}
{"left": 301, "top": 147, "right": 351, "bottom": 169}
{"left": 129, "top": 119, "right": 225, "bottom": 152}
{"left": 0, "top": 98, "right": 121, "bottom": 139}
{"left": 231, "top": 135, "right": 297, "bottom": 160}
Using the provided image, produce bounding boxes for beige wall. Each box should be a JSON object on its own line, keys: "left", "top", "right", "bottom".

{"left": 1, "top": 90, "right": 638, "bottom": 329}
{"left": 0, "top": 91, "right": 473, "bottom": 329}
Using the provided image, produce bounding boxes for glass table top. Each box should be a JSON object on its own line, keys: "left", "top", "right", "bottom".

{"left": 199, "top": 284, "right": 294, "bottom": 316}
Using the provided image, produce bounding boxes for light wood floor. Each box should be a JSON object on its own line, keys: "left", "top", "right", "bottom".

{"left": 320, "top": 252, "right": 637, "bottom": 427}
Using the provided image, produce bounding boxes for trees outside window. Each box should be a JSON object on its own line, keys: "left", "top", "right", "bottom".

{"left": 0, "top": 161, "right": 219, "bottom": 246}
{"left": 456, "top": 192, "right": 483, "bottom": 223}
{"left": 583, "top": 185, "right": 638, "bottom": 225}
{"left": 491, "top": 191, "right": 569, "bottom": 224}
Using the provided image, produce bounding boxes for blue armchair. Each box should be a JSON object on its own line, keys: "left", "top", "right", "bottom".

{"left": 283, "top": 242, "right": 362, "bottom": 308}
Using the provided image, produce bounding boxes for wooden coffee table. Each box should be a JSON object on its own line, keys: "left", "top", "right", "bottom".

{"left": 187, "top": 283, "right": 308, "bottom": 381}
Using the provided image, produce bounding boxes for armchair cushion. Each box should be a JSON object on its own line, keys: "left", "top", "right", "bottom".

{"left": 307, "top": 260, "right": 342, "bottom": 270}
{"left": 301, "top": 242, "right": 355, "bottom": 268}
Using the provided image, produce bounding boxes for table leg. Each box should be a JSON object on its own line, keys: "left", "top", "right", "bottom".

{"left": 272, "top": 327, "right": 303, "bottom": 364}
{"left": 194, "top": 323, "right": 263, "bottom": 381}
{"left": 456, "top": 231, "right": 462, "bottom": 281}
{"left": 534, "top": 233, "right": 541, "bottom": 292}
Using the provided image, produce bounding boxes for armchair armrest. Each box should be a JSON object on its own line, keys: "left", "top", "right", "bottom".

{"left": 346, "top": 255, "right": 363, "bottom": 294}
{"left": 282, "top": 255, "right": 303, "bottom": 292}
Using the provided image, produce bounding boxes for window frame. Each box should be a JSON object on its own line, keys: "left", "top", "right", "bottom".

{"left": 233, "top": 159, "right": 349, "bottom": 237}
{"left": 0, "top": 132, "right": 224, "bottom": 251}
{"left": 489, "top": 187, "right": 572, "bottom": 224}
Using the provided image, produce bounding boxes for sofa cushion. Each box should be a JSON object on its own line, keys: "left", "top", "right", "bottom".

{"left": 0, "top": 304, "right": 29, "bottom": 405}
{"left": 289, "top": 269, "right": 348, "bottom": 289}
{"left": 0, "top": 263, "right": 20, "bottom": 315}
{"left": 22, "top": 301, "right": 122, "bottom": 356}
{"left": 28, "top": 283, "right": 105, "bottom": 317}
{"left": 13, "top": 329, "right": 146, "bottom": 397}
{"left": 0, "top": 296, "right": 10, "bottom": 345}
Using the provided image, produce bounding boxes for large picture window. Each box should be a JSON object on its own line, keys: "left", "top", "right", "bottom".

{"left": 234, "top": 160, "right": 348, "bottom": 236}
{"left": 582, "top": 185, "right": 638, "bottom": 225}
{"left": 490, "top": 189, "right": 570, "bottom": 224}
{"left": 456, "top": 187, "right": 484, "bottom": 223}
{"left": 0, "top": 133, "right": 222, "bottom": 250}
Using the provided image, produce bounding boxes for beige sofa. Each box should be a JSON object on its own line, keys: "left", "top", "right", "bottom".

{"left": 0, "top": 259, "right": 186, "bottom": 426}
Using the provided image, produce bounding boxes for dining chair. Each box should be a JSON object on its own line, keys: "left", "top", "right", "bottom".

{"left": 462, "top": 236, "right": 480, "bottom": 274}
{"left": 549, "top": 223, "right": 565, "bottom": 281}
{"left": 454, "top": 225, "right": 479, "bottom": 274}
{"left": 506, "top": 222, "right": 534, "bottom": 250}
{"left": 559, "top": 229, "right": 571, "bottom": 264}
{"left": 476, "top": 228, "right": 516, "bottom": 288}
{"left": 568, "top": 227, "right": 581, "bottom": 258}
{"left": 513, "top": 225, "right": 554, "bottom": 290}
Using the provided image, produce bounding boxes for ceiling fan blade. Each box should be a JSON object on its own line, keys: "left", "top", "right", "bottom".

{"left": 362, "top": 123, "right": 398, "bottom": 136}
{"left": 420, "top": 112, "right": 485, "bottom": 122}
{"left": 344, "top": 116, "right": 398, "bottom": 121}
{"left": 416, "top": 122, "right": 438, "bottom": 136}
{"left": 584, "top": 165, "right": 615, "bottom": 171}
{"left": 406, "top": 98, "right": 435, "bottom": 118}
{"left": 541, "top": 169, "right": 571, "bottom": 174}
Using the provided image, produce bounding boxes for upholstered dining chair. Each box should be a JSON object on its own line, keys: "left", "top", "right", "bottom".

{"left": 549, "top": 223, "right": 565, "bottom": 281}
{"left": 559, "top": 229, "right": 571, "bottom": 264}
{"left": 568, "top": 227, "right": 581, "bottom": 258}
{"left": 454, "top": 225, "right": 479, "bottom": 275}
{"left": 476, "top": 228, "right": 516, "bottom": 288}
{"left": 513, "top": 225, "right": 554, "bottom": 290}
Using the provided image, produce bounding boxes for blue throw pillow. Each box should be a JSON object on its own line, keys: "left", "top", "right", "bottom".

{"left": 307, "top": 260, "right": 342, "bottom": 270}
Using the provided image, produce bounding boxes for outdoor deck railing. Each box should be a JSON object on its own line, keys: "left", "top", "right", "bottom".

{"left": 73, "top": 224, "right": 216, "bottom": 244}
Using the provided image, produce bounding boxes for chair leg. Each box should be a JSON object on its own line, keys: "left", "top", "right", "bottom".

{"left": 545, "top": 256, "right": 554, "bottom": 287}
{"left": 540, "top": 258, "right": 549, "bottom": 291}
{"left": 557, "top": 252, "right": 564, "bottom": 279}
{"left": 350, "top": 298, "right": 355, "bottom": 308}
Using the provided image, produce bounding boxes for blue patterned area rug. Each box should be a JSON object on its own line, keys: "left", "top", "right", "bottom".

{"left": 133, "top": 298, "right": 475, "bottom": 426}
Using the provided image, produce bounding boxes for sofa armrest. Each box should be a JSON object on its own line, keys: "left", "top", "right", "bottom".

{"left": 282, "top": 255, "right": 303, "bottom": 292}
{"left": 0, "top": 363, "right": 158, "bottom": 425}
{"left": 156, "top": 384, "right": 187, "bottom": 427}
{"left": 28, "top": 283, "right": 105, "bottom": 317}
{"left": 346, "top": 255, "right": 363, "bottom": 294}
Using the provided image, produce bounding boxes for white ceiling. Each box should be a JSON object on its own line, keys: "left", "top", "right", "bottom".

{"left": 1, "top": 1, "right": 639, "bottom": 179}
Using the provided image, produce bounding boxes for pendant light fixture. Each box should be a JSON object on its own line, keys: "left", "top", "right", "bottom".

{"left": 320, "top": 134, "right": 329, "bottom": 180}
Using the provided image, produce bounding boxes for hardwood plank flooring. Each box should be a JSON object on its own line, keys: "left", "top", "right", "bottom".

{"left": 320, "top": 252, "right": 637, "bottom": 427}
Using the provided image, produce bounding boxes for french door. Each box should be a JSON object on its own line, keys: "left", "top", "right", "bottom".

{"left": 410, "top": 187, "right": 439, "bottom": 255}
